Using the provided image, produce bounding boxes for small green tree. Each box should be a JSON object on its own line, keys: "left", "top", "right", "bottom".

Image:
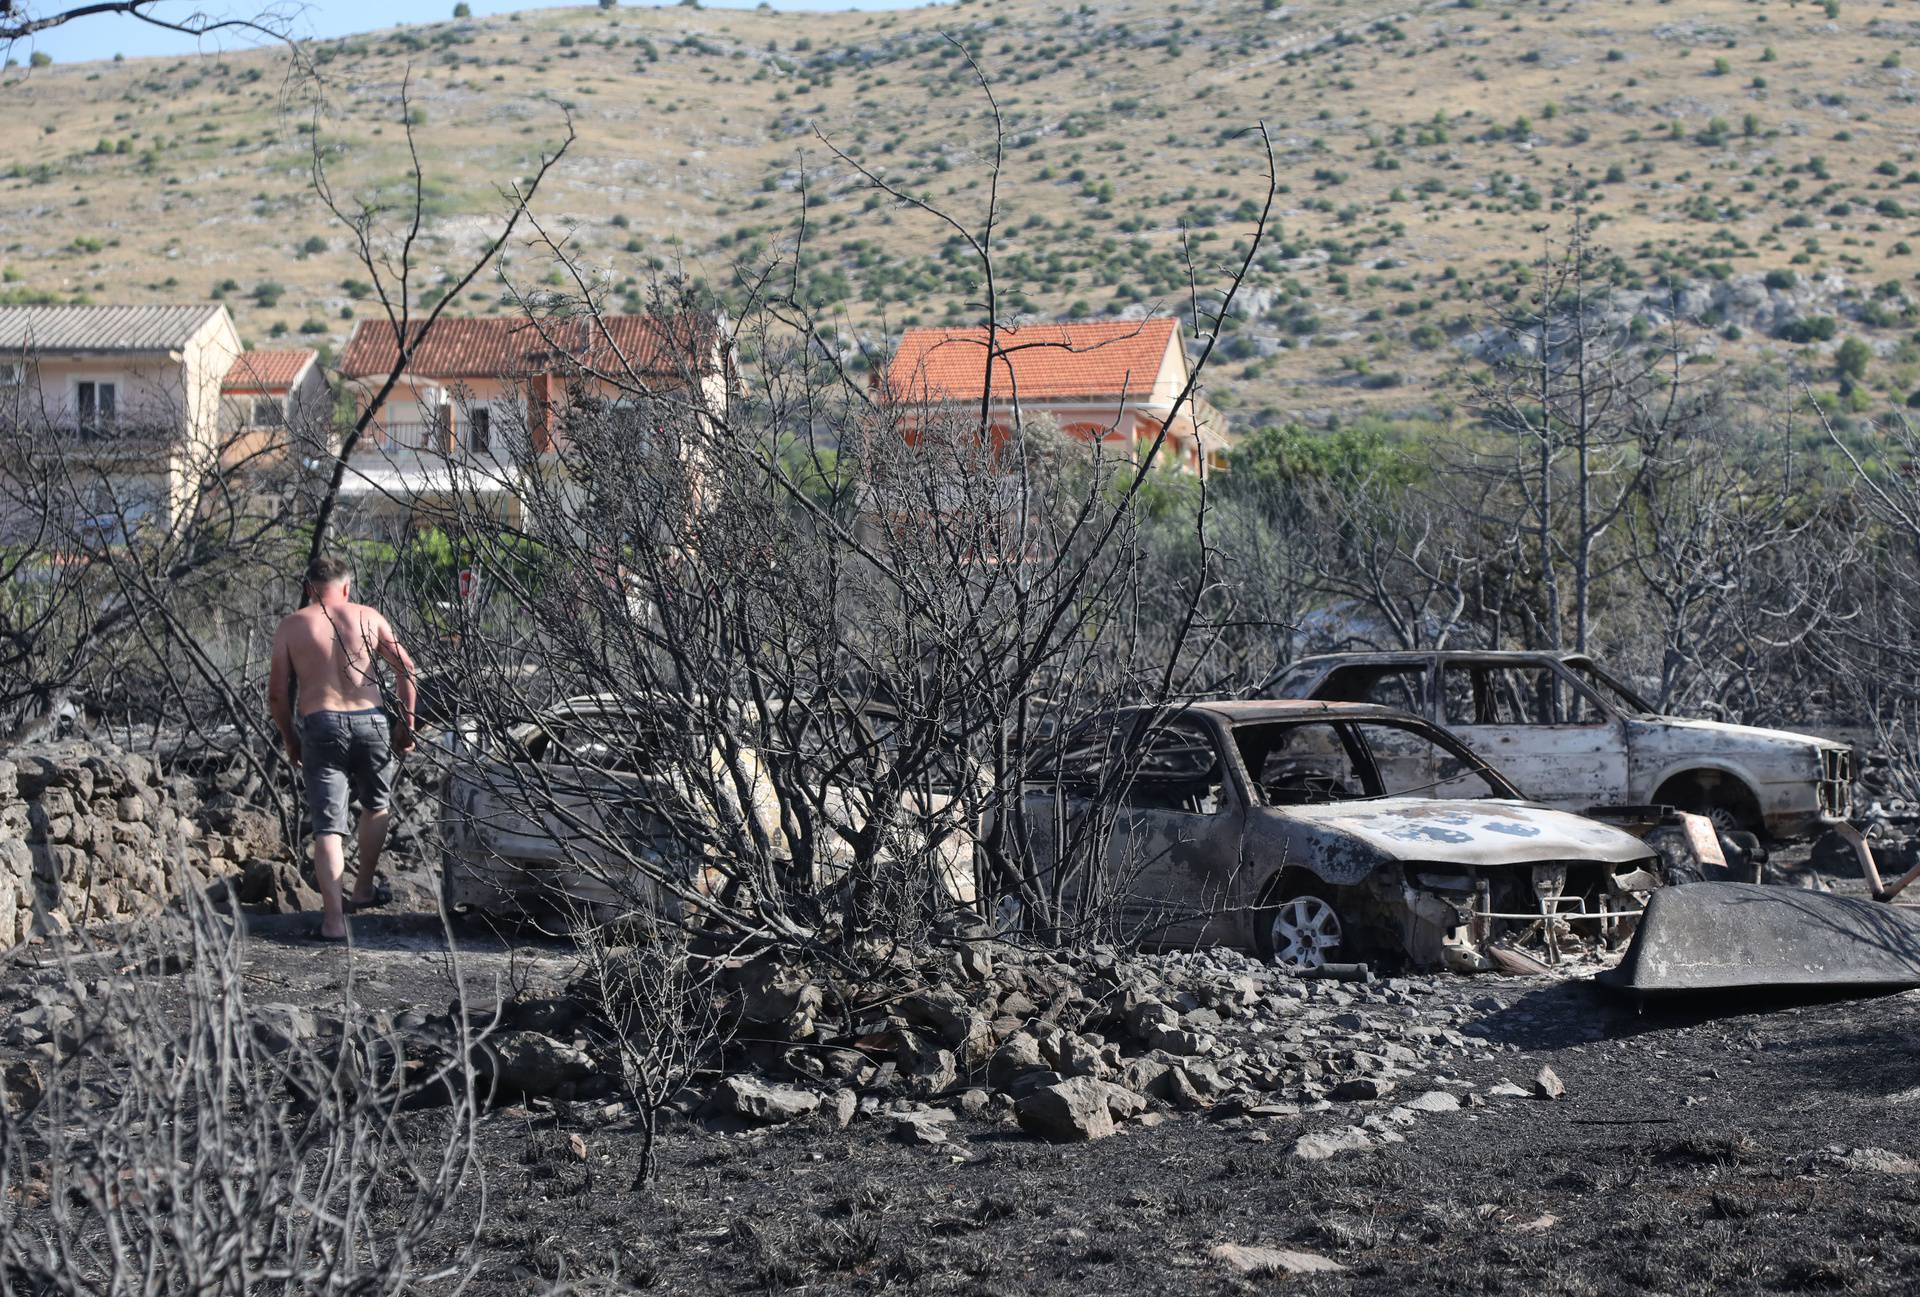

{"left": 453, "top": 2, "right": 471, "bottom": 15}
{"left": 29, "top": 51, "right": 51, "bottom": 68}
{"left": 1836, "top": 337, "right": 1871, "bottom": 382}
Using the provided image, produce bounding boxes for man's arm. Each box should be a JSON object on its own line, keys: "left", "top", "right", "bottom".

{"left": 373, "top": 613, "right": 418, "bottom": 753}
{"left": 268, "top": 624, "right": 300, "bottom": 765}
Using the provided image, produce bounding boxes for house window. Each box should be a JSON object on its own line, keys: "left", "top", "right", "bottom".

{"left": 76, "top": 381, "right": 116, "bottom": 435}
{"left": 468, "top": 406, "right": 491, "bottom": 455}
{"left": 251, "top": 396, "right": 286, "bottom": 428}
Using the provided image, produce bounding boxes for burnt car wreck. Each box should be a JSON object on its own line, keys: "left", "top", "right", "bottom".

{"left": 1020, "top": 701, "right": 1706, "bottom": 973}
{"left": 1268, "top": 650, "right": 1854, "bottom": 838}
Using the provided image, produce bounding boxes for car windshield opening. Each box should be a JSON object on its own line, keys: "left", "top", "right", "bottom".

{"left": 1233, "top": 718, "right": 1511, "bottom": 804}
{"left": 1233, "top": 720, "right": 1376, "bottom": 804}
{"left": 1350, "top": 721, "right": 1510, "bottom": 799}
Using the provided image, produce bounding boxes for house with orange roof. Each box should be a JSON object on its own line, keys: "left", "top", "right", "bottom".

{"left": 335, "top": 313, "right": 730, "bottom": 532}
{"left": 878, "top": 318, "right": 1230, "bottom": 475}
{"left": 219, "top": 346, "right": 329, "bottom": 467}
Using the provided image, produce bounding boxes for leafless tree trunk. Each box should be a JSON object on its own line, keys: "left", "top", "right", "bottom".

{"left": 1463, "top": 215, "right": 1705, "bottom": 653}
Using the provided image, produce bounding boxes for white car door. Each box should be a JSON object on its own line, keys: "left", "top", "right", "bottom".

{"left": 1435, "top": 660, "right": 1630, "bottom": 809}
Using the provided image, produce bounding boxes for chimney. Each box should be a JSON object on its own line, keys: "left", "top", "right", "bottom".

{"left": 529, "top": 371, "right": 555, "bottom": 453}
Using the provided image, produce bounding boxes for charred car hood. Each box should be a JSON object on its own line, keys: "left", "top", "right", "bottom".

{"left": 1629, "top": 716, "right": 1841, "bottom": 755}
{"left": 1267, "top": 799, "right": 1654, "bottom": 867}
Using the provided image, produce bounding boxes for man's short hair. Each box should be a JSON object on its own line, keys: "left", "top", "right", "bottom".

{"left": 305, "top": 554, "right": 352, "bottom": 589}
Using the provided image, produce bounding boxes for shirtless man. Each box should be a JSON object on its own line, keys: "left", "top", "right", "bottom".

{"left": 268, "top": 555, "right": 418, "bottom": 941}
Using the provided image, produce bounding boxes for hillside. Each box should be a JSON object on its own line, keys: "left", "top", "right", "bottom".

{"left": 4, "top": 0, "right": 1919, "bottom": 431}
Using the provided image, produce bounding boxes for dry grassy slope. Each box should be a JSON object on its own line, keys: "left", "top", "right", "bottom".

{"left": 3, "top": 0, "right": 1918, "bottom": 430}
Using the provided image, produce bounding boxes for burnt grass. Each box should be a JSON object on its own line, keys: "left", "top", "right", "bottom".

{"left": 459, "top": 982, "right": 1920, "bottom": 1296}
{"left": 9, "top": 874, "right": 1920, "bottom": 1295}
{"left": 238, "top": 897, "right": 1920, "bottom": 1297}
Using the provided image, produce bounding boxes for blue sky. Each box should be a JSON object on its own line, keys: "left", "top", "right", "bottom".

{"left": 26, "top": 0, "right": 932, "bottom": 65}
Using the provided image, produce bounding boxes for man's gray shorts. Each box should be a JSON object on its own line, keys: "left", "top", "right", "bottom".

{"left": 301, "top": 708, "right": 396, "bottom": 837}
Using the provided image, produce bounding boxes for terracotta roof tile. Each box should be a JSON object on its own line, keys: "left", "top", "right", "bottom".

{"left": 222, "top": 348, "right": 315, "bottom": 392}
{"left": 338, "top": 315, "right": 708, "bottom": 381}
{"left": 883, "top": 318, "right": 1181, "bottom": 405}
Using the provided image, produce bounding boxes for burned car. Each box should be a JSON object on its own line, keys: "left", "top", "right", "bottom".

{"left": 441, "top": 694, "right": 982, "bottom": 924}
{"left": 1267, "top": 651, "right": 1852, "bottom": 839}
{"left": 440, "top": 695, "right": 779, "bottom": 922}
{"left": 1019, "top": 700, "right": 1672, "bottom": 972}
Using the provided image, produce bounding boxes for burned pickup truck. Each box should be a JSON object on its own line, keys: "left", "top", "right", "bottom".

{"left": 1267, "top": 651, "right": 1852, "bottom": 839}
{"left": 1017, "top": 700, "right": 1687, "bottom": 972}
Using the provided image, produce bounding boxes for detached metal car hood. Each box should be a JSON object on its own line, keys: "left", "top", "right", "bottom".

{"left": 1268, "top": 798, "right": 1654, "bottom": 867}
{"left": 1632, "top": 716, "right": 1840, "bottom": 754}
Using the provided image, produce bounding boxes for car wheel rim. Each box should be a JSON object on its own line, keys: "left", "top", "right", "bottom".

{"left": 1270, "top": 896, "right": 1342, "bottom": 971}
{"left": 1705, "top": 806, "right": 1743, "bottom": 835}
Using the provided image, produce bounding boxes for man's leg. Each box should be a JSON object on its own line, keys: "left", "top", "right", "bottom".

{"left": 350, "top": 807, "right": 392, "bottom": 905}
{"left": 303, "top": 717, "right": 353, "bottom": 940}
{"left": 347, "top": 714, "right": 398, "bottom": 908}
{"left": 313, "top": 832, "right": 350, "bottom": 940}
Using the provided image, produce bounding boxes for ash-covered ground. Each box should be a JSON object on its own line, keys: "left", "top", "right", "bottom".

{"left": 8, "top": 893, "right": 1915, "bottom": 1296}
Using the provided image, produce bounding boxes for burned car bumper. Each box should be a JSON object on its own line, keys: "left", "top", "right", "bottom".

{"left": 1376, "top": 858, "right": 1668, "bottom": 972}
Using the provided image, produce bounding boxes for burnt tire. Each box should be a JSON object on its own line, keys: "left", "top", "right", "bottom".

{"left": 1658, "top": 775, "right": 1765, "bottom": 843}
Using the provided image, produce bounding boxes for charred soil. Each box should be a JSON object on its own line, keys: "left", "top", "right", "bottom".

{"left": 6, "top": 910, "right": 1919, "bottom": 1294}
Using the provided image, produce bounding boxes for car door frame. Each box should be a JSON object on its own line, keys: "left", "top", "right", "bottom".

{"left": 1433, "top": 654, "right": 1631, "bottom": 808}
{"left": 1106, "top": 709, "right": 1256, "bottom": 948}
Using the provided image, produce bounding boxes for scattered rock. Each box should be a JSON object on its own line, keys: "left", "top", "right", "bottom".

{"left": 1292, "top": 1125, "right": 1375, "bottom": 1161}
{"left": 823, "top": 1088, "right": 858, "bottom": 1130}
{"left": 1533, "top": 1066, "right": 1566, "bottom": 1101}
{"left": 1828, "top": 1146, "right": 1920, "bottom": 1175}
{"left": 729, "top": 957, "right": 824, "bottom": 1039}
{"left": 1330, "top": 1076, "right": 1396, "bottom": 1102}
{"left": 2, "top": 1004, "right": 76, "bottom": 1050}
{"left": 1116, "top": 1055, "right": 1171, "bottom": 1095}
{"left": 251, "top": 1003, "right": 332, "bottom": 1053}
{"left": 1164, "top": 1066, "right": 1212, "bottom": 1111}
{"left": 235, "top": 857, "right": 322, "bottom": 913}
{"left": 1400, "top": 1090, "right": 1461, "bottom": 1114}
{"left": 895, "top": 1031, "right": 958, "bottom": 1098}
{"left": 476, "top": 1031, "right": 599, "bottom": 1099}
{"left": 1, "top": 1058, "right": 44, "bottom": 1114}
{"left": 710, "top": 1075, "right": 821, "bottom": 1124}
{"left": 899, "top": 989, "right": 994, "bottom": 1066}
{"left": 1209, "top": 1243, "right": 1346, "bottom": 1276}
{"left": 987, "top": 1032, "right": 1048, "bottom": 1090}
{"left": 1100, "top": 1082, "right": 1148, "bottom": 1122}
{"left": 1015, "top": 1075, "right": 1118, "bottom": 1143}
{"left": 892, "top": 1110, "right": 954, "bottom": 1148}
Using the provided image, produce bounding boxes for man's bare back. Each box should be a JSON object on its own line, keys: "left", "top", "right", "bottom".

{"left": 268, "top": 556, "right": 418, "bottom": 772}
{"left": 275, "top": 601, "right": 394, "bottom": 717}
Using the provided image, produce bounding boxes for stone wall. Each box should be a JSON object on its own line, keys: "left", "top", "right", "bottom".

{"left": 0, "top": 746, "right": 274, "bottom": 948}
